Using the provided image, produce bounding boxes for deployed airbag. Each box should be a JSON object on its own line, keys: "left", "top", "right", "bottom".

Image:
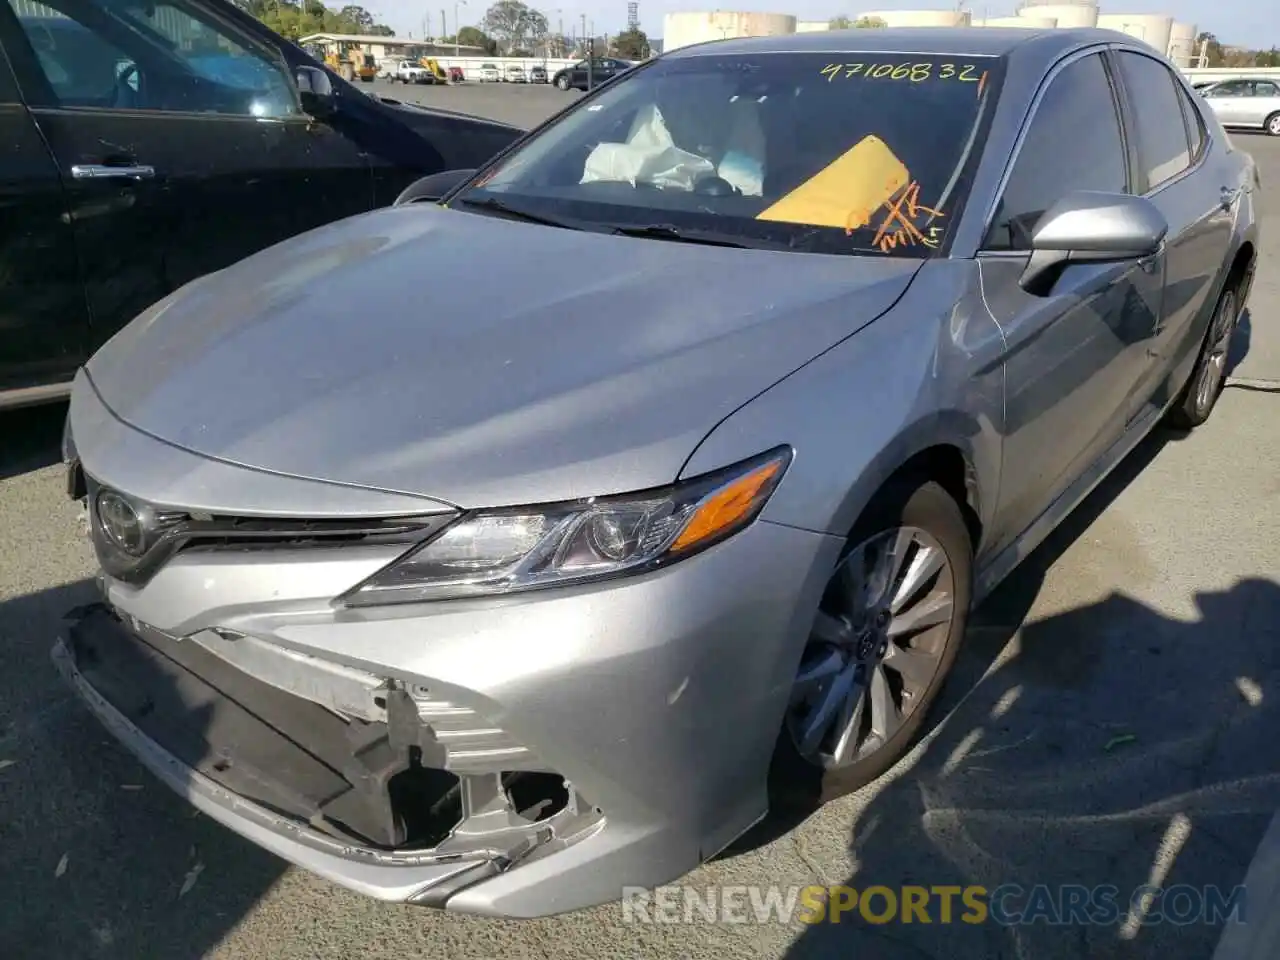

{"left": 581, "top": 103, "right": 715, "bottom": 191}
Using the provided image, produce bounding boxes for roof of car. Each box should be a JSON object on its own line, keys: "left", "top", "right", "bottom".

{"left": 666, "top": 26, "right": 1142, "bottom": 62}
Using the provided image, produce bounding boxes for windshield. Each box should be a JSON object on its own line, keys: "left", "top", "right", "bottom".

{"left": 453, "top": 51, "right": 1003, "bottom": 256}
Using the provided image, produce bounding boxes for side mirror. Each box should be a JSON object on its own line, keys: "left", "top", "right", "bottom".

{"left": 393, "top": 169, "right": 476, "bottom": 205}
{"left": 1020, "top": 191, "right": 1168, "bottom": 295}
{"left": 295, "top": 65, "right": 335, "bottom": 118}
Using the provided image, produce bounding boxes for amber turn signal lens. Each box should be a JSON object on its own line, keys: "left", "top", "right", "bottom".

{"left": 670, "top": 459, "right": 785, "bottom": 553}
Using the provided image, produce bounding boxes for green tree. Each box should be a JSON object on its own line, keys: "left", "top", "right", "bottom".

{"left": 611, "top": 26, "right": 648, "bottom": 59}
{"left": 853, "top": 15, "right": 888, "bottom": 28}
{"left": 481, "top": 0, "right": 548, "bottom": 53}
{"left": 337, "top": 4, "right": 373, "bottom": 31}
{"left": 1255, "top": 47, "right": 1280, "bottom": 67}
{"left": 828, "top": 15, "right": 851, "bottom": 29}
{"left": 239, "top": 0, "right": 393, "bottom": 40}
{"left": 454, "top": 25, "right": 498, "bottom": 53}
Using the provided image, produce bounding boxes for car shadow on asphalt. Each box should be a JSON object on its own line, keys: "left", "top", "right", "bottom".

{"left": 1229, "top": 307, "right": 1252, "bottom": 377}
{"left": 0, "top": 579, "right": 287, "bottom": 959}
{"left": 768, "top": 421, "right": 1280, "bottom": 959}
{"left": 0, "top": 402, "right": 67, "bottom": 483}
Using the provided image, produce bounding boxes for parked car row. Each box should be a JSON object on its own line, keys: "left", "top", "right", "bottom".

{"left": 50, "top": 22, "right": 1257, "bottom": 922}
{"left": 474, "top": 62, "right": 552, "bottom": 83}
{"left": 0, "top": 0, "right": 523, "bottom": 406}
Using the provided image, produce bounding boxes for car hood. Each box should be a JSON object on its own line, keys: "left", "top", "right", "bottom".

{"left": 85, "top": 206, "right": 921, "bottom": 509}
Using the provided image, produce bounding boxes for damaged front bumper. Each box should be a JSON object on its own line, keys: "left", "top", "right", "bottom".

{"left": 53, "top": 604, "right": 603, "bottom": 909}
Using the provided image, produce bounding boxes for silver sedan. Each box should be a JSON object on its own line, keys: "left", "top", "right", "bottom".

{"left": 59, "top": 26, "right": 1258, "bottom": 919}
{"left": 1199, "top": 77, "right": 1280, "bottom": 136}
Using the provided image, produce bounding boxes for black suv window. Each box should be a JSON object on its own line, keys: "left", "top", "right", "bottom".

{"left": 6, "top": 0, "right": 297, "bottom": 117}
{"left": 985, "top": 53, "right": 1127, "bottom": 251}
{"left": 1115, "top": 51, "right": 1191, "bottom": 190}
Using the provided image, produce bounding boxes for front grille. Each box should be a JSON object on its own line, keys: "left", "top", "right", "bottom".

{"left": 80, "top": 471, "right": 458, "bottom": 585}
{"left": 164, "top": 513, "right": 450, "bottom": 553}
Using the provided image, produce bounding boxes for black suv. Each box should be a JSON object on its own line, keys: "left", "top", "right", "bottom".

{"left": 0, "top": 0, "right": 522, "bottom": 408}
{"left": 552, "top": 57, "right": 631, "bottom": 91}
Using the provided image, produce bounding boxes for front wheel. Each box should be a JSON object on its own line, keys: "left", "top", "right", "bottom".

{"left": 1266, "top": 112, "right": 1280, "bottom": 137}
{"left": 556, "top": 75, "right": 570, "bottom": 90}
{"left": 770, "top": 478, "right": 972, "bottom": 806}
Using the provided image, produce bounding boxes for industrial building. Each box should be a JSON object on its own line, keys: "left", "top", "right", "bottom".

{"left": 662, "top": 1, "right": 1198, "bottom": 66}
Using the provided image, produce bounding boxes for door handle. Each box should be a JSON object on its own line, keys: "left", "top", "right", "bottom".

{"left": 71, "top": 163, "right": 156, "bottom": 181}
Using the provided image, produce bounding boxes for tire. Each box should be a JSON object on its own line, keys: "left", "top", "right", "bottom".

{"left": 1267, "top": 112, "right": 1280, "bottom": 137}
{"left": 1166, "top": 280, "right": 1241, "bottom": 429}
{"left": 769, "top": 478, "right": 973, "bottom": 807}
{"left": 556, "top": 75, "right": 570, "bottom": 91}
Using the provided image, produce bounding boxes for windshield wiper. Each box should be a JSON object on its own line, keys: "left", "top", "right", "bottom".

{"left": 611, "top": 224, "right": 750, "bottom": 248}
{"left": 455, "top": 196, "right": 583, "bottom": 231}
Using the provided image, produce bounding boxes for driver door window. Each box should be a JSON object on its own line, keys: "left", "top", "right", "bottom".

{"left": 984, "top": 53, "right": 1128, "bottom": 250}
{"left": 5, "top": 0, "right": 297, "bottom": 117}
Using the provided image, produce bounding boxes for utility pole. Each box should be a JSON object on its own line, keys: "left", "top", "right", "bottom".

{"left": 454, "top": 0, "right": 465, "bottom": 55}
{"left": 582, "top": 13, "right": 592, "bottom": 89}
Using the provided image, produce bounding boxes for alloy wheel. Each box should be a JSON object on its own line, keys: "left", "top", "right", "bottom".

{"left": 1268, "top": 114, "right": 1280, "bottom": 136}
{"left": 787, "top": 526, "right": 955, "bottom": 770}
{"left": 1195, "top": 289, "right": 1237, "bottom": 413}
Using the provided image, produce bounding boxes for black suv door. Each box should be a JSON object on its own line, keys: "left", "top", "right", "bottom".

{"left": 0, "top": 35, "right": 86, "bottom": 399}
{"left": 0, "top": 0, "right": 374, "bottom": 352}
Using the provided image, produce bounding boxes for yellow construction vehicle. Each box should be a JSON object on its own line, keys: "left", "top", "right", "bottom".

{"left": 307, "top": 42, "right": 377, "bottom": 83}
{"left": 418, "top": 57, "right": 449, "bottom": 83}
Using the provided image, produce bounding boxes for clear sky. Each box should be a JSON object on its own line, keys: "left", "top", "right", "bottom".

{"left": 365, "top": 0, "right": 1273, "bottom": 51}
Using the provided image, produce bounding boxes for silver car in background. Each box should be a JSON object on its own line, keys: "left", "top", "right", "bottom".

{"left": 1199, "top": 76, "right": 1280, "bottom": 136}
{"left": 58, "top": 27, "right": 1258, "bottom": 919}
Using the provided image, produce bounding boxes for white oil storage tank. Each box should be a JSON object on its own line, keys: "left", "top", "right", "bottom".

{"left": 1017, "top": 0, "right": 1098, "bottom": 28}
{"left": 662, "top": 11, "right": 797, "bottom": 52}
{"left": 858, "top": 9, "right": 972, "bottom": 27}
{"left": 982, "top": 15, "right": 1057, "bottom": 27}
{"left": 1167, "top": 21, "right": 1197, "bottom": 66}
{"left": 1097, "top": 14, "right": 1174, "bottom": 55}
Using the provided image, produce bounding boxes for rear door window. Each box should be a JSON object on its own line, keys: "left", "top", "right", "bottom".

{"left": 1114, "top": 51, "right": 1192, "bottom": 190}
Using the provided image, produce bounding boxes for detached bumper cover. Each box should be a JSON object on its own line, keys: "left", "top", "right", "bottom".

{"left": 52, "top": 605, "right": 594, "bottom": 908}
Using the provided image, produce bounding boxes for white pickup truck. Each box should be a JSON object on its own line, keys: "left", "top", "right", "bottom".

{"left": 393, "top": 59, "right": 432, "bottom": 84}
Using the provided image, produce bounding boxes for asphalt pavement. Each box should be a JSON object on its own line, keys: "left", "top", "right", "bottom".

{"left": 1, "top": 89, "right": 1278, "bottom": 960}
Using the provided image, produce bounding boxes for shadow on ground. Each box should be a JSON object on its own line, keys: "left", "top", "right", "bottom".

{"left": 0, "top": 579, "right": 288, "bottom": 959}
{"left": 0, "top": 402, "right": 67, "bottom": 482}
{"left": 1228, "top": 308, "right": 1252, "bottom": 376}
{"left": 777, "top": 425, "right": 1280, "bottom": 959}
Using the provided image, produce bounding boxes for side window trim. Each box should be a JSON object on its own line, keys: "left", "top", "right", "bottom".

{"left": 1099, "top": 48, "right": 1137, "bottom": 193}
{"left": 977, "top": 45, "right": 1125, "bottom": 253}
{"left": 1109, "top": 45, "right": 1207, "bottom": 198}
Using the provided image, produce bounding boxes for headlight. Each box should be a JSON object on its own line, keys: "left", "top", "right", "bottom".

{"left": 336, "top": 446, "right": 792, "bottom": 607}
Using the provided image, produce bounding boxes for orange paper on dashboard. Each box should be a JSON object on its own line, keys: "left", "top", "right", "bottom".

{"left": 756, "top": 135, "right": 909, "bottom": 232}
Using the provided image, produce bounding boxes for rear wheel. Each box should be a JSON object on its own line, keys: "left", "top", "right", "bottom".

{"left": 556, "top": 74, "right": 570, "bottom": 91}
{"left": 1266, "top": 112, "right": 1280, "bottom": 137}
{"left": 770, "top": 479, "right": 972, "bottom": 805}
{"left": 1167, "top": 282, "right": 1240, "bottom": 429}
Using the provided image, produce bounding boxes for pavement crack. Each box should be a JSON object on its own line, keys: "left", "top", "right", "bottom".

{"left": 792, "top": 833, "right": 837, "bottom": 886}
